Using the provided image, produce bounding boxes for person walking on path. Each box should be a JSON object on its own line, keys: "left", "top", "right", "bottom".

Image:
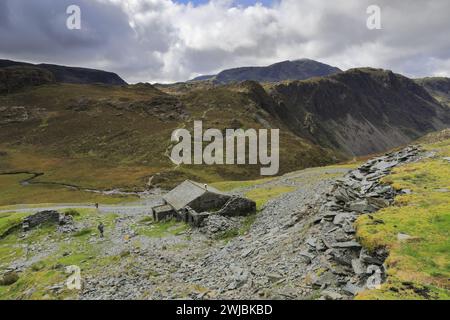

{"left": 98, "top": 222, "right": 104, "bottom": 238}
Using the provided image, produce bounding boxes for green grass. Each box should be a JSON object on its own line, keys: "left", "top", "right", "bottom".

{"left": 0, "top": 211, "right": 28, "bottom": 238}
{"left": 0, "top": 208, "right": 120, "bottom": 300}
{"left": 133, "top": 219, "right": 189, "bottom": 238}
{"left": 0, "top": 173, "right": 137, "bottom": 207}
{"left": 355, "top": 139, "right": 450, "bottom": 300}
{"left": 211, "top": 177, "right": 274, "bottom": 192}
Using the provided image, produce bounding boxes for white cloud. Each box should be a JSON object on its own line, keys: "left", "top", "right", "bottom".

{"left": 1, "top": 0, "right": 450, "bottom": 82}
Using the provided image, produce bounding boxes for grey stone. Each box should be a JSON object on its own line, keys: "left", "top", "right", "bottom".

{"left": 321, "top": 290, "right": 343, "bottom": 300}
{"left": 374, "top": 160, "right": 399, "bottom": 171}
{"left": 342, "top": 283, "right": 364, "bottom": 295}
{"left": 351, "top": 259, "right": 366, "bottom": 275}
{"left": 333, "top": 213, "right": 356, "bottom": 225}
{"left": 332, "top": 241, "right": 361, "bottom": 249}
{"left": 359, "top": 248, "right": 383, "bottom": 265}
{"left": 342, "top": 221, "right": 356, "bottom": 234}
{"left": 366, "top": 196, "right": 390, "bottom": 209}
{"left": 397, "top": 233, "right": 414, "bottom": 241}
{"left": 348, "top": 200, "right": 377, "bottom": 213}
{"left": 216, "top": 196, "right": 256, "bottom": 217}
{"left": 351, "top": 171, "right": 365, "bottom": 181}
{"left": 306, "top": 237, "right": 317, "bottom": 248}
{"left": 22, "top": 210, "right": 60, "bottom": 232}
{"left": 316, "top": 238, "right": 328, "bottom": 251}
{"left": 299, "top": 251, "right": 316, "bottom": 264}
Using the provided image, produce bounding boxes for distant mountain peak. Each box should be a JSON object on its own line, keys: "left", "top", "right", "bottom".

{"left": 190, "top": 59, "right": 341, "bottom": 84}
{"left": 0, "top": 59, "right": 127, "bottom": 86}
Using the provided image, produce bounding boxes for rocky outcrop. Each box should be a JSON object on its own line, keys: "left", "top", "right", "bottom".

{"left": 300, "top": 146, "right": 422, "bottom": 299}
{"left": 0, "top": 106, "right": 29, "bottom": 124}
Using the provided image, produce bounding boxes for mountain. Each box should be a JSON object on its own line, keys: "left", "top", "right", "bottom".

{"left": 0, "top": 59, "right": 127, "bottom": 86}
{"left": 0, "top": 79, "right": 336, "bottom": 190}
{"left": 415, "top": 77, "right": 450, "bottom": 108}
{"left": 246, "top": 68, "right": 450, "bottom": 156}
{"left": 191, "top": 59, "right": 341, "bottom": 83}
{"left": 1, "top": 61, "right": 449, "bottom": 191}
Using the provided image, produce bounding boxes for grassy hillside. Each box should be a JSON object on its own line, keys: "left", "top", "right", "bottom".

{"left": 0, "top": 82, "right": 335, "bottom": 205}
{"left": 356, "top": 135, "right": 450, "bottom": 300}
{"left": 1, "top": 67, "right": 449, "bottom": 207}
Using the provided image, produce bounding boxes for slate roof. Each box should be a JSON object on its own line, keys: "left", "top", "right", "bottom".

{"left": 163, "top": 180, "right": 225, "bottom": 211}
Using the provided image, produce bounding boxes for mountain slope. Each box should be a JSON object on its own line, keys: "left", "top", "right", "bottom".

{"left": 1, "top": 63, "right": 450, "bottom": 194}
{"left": 0, "top": 66, "right": 55, "bottom": 94}
{"left": 245, "top": 68, "right": 450, "bottom": 156}
{"left": 0, "top": 59, "right": 127, "bottom": 86}
{"left": 0, "top": 80, "right": 336, "bottom": 194}
{"left": 416, "top": 77, "right": 450, "bottom": 108}
{"left": 191, "top": 59, "right": 341, "bottom": 83}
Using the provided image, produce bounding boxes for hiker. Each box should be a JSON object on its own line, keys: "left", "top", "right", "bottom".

{"left": 98, "top": 222, "right": 104, "bottom": 238}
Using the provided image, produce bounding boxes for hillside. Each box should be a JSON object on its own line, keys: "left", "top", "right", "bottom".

{"left": 258, "top": 68, "right": 450, "bottom": 156}
{"left": 1, "top": 63, "right": 450, "bottom": 202}
{"left": 191, "top": 59, "right": 341, "bottom": 84}
{"left": 0, "top": 66, "right": 55, "bottom": 94}
{"left": 0, "top": 80, "right": 336, "bottom": 202}
{"left": 0, "top": 60, "right": 126, "bottom": 86}
{"left": 416, "top": 77, "right": 450, "bottom": 108}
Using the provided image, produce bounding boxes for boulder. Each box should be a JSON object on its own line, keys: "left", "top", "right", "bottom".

{"left": 351, "top": 259, "right": 366, "bottom": 275}
{"left": 333, "top": 212, "right": 356, "bottom": 226}
{"left": 348, "top": 199, "right": 377, "bottom": 213}
{"left": 342, "top": 282, "right": 364, "bottom": 295}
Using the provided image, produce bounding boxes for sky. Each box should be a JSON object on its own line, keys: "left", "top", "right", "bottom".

{"left": 0, "top": 0, "right": 449, "bottom": 83}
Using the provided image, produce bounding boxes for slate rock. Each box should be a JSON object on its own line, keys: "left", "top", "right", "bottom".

{"left": 332, "top": 241, "right": 361, "bottom": 249}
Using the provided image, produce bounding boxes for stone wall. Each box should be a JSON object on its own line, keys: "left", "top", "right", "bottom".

{"left": 22, "top": 210, "right": 60, "bottom": 231}
{"left": 216, "top": 196, "right": 256, "bottom": 217}
{"left": 188, "top": 193, "right": 230, "bottom": 213}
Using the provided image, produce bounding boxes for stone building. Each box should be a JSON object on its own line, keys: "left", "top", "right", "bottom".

{"left": 152, "top": 180, "right": 256, "bottom": 227}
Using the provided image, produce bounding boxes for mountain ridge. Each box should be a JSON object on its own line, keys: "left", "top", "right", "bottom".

{"left": 0, "top": 59, "right": 127, "bottom": 86}
{"left": 1, "top": 60, "right": 449, "bottom": 189}
{"left": 191, "top": 59, "right": 342, "bottom": 84}
{"left": 241, "top": 67, "right": 450, "bottom": 156}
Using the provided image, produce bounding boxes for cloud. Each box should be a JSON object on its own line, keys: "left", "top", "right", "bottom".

{"left": 0, "top": 0, "right": 449, "bottom": 83}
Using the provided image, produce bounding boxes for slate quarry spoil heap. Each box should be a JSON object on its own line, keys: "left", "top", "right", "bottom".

{"left": 300, "top": 146, "right": 422, "bottom": 299}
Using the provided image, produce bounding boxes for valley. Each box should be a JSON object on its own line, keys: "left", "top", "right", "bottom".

{"left": 0, "top": 58, "right": 449, "bottom": 301}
